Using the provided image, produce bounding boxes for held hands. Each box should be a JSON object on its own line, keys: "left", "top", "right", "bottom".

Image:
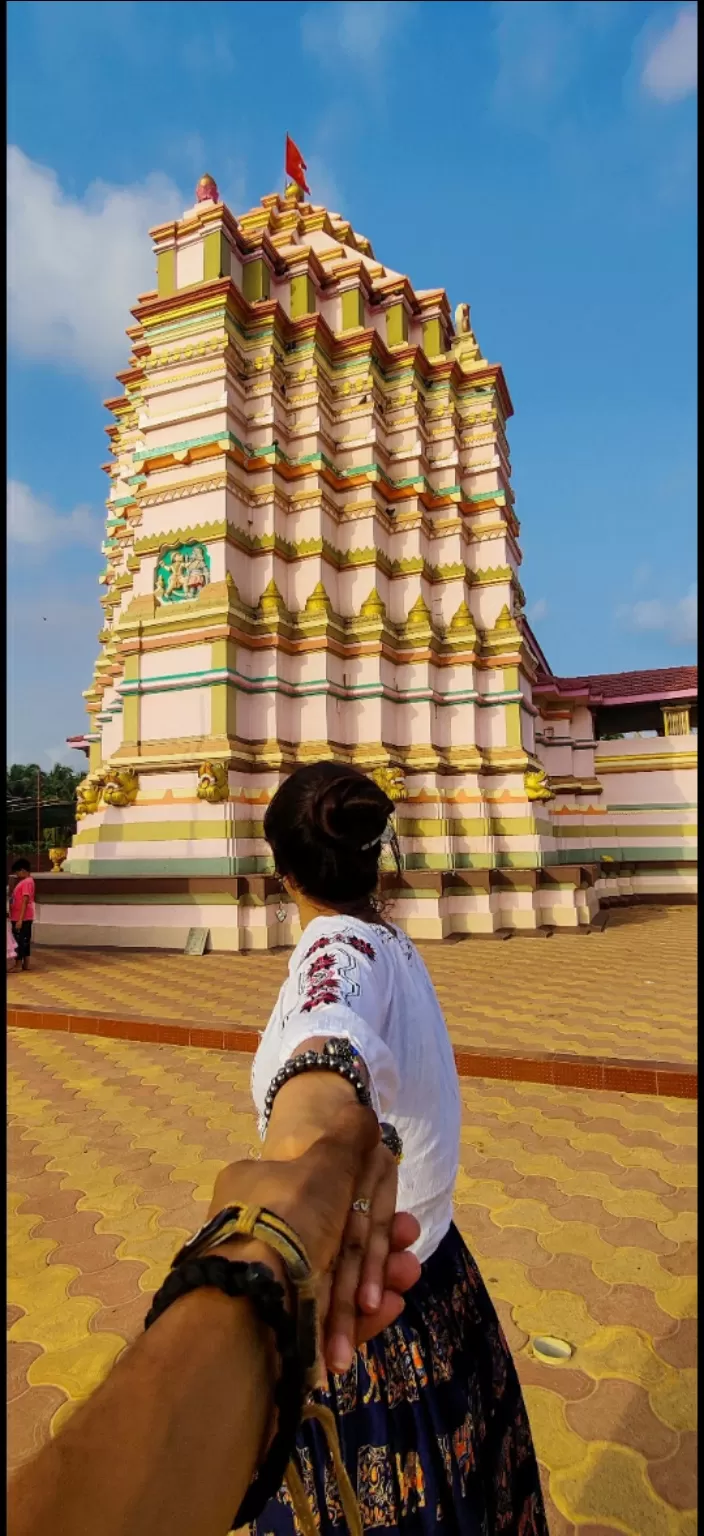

{"left": 325, "top": 1135, "right": 408, "bottom": 1374}
{"left": 206, "top": 1102, "right": 420, "bottom": 1373}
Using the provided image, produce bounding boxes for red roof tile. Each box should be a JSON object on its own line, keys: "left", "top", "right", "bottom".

{"left": 534, "top": 666, "right": 697, "bottom": 706}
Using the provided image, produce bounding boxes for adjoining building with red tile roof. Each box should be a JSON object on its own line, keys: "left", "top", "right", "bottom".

{"left": 533, "top": 665, "right": 697, "bottom": 709}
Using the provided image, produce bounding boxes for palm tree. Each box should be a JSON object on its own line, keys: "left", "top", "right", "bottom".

{"left": 6, "top": 763, "right": 42, "bottom": 802}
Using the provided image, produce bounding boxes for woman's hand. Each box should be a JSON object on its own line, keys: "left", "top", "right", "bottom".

{"left": 324, "top": 1138, "right": 407, "bottom": 1374}
{"left": 257, "top": 1043, "right": 423, "bottom": 1370}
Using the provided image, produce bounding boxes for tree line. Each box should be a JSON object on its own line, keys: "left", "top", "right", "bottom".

{"left": 6, "top": 762, "right": 84, "bottom": 856}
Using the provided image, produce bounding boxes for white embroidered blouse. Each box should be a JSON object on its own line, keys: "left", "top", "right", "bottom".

{"left": 251, "top": 915, "right": 461, "bottom": 1266}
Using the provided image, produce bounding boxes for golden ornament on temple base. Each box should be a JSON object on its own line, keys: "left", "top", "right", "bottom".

{"left": 197, "top": 762, "right": 229, "bottom": 804}
{"left": 525, "top": 769, "right": 554, "bottom": 802}
{"left": 371, "top": 766, "right": 408, "bottom": 803}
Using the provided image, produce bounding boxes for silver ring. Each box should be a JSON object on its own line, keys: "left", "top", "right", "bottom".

{"left": 351, "top": 1197, "right": 372, "bottom": 1215}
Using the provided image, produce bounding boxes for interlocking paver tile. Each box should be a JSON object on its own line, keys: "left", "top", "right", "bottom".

{"left": 8, "top": 904, "right": 696, "bottom": 1066}
{"left": 6, "top": 1023, "right": 696, "bottom": 1533}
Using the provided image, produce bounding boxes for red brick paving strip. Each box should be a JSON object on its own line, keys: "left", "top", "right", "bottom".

{"left": 7, "top": 1004, "right": 697, "bottom": 1098}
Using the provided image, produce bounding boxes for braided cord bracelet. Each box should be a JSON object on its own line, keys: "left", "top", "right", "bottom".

{"left": 144, "top": 1206, "right": 363, "bottom": 1534}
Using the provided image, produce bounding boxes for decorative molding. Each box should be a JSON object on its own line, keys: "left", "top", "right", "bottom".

{"left": 138, "top": 476, "right": 227, "bottom": 510}
{"left": 258, "top": 578, "right": 290, "bottom": 622}
{"left": 446, "top": 600, "right": 477, "bottom": 643}
{"left": 135, "top": 520, "right": 227, "bottom": 555}
{"left": 303, "top": 581, "right": 333, "bottom": 617}
{"left": 594, "top": 750, "right": 697, "bottom": 773}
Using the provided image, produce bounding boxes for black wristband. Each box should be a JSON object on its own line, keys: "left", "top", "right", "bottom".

{"left": 144, "top": 1255, "right": 305, "bottom": 1530}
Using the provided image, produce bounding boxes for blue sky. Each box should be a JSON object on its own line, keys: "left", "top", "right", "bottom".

{"left": 7, "top": 0, "right": 697, "bottom": 767}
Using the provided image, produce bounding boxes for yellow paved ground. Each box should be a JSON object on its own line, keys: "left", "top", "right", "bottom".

{"left": 13, "top": 904, "right": 697, "bottom": 1063}
{"left": 8, "top": 1026, "right": 696, "bottom": 1533}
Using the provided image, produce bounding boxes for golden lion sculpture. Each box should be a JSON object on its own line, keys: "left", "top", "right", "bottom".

{"left": 371, "top": 766, "right": 408, "bottom": 803}
{"left": 102, "top": 768, "right": 139, "bottom": 808}
{"left": 197, "top": 761, "right": 229, "bottom": 804}
{"left": 525, "top": 769, "right": 554, "bottom": 802}
{"left": 75, "top": 773, "right": 106, "bottom": 818}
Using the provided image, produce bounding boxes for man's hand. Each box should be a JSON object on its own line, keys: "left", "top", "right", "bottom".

{"left": 205, "top": 1103, "right": 421, "bottom": 1364}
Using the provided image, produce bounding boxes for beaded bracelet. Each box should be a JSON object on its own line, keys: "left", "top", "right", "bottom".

{"left": 379, "top": 1122, "right": 404, "bottom": 1164}
{"left": 263, "top": 1037, "right": 372, "bottom": 1129}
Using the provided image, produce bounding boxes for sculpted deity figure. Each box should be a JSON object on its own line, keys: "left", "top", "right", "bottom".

{"left": 102, "top": 768, "right": 139, "bottom": 808}
{"left": 454, "top": 302, "right": 471, "bottom": 335}
{"left": 525, "top": 769, "right": 554, "bottom": 802}
{"left": 371, "top": 766, "right": 408, "bottom": 803}
{"left": 155, "top": 544, "right": 209, "bottom": 604}
{"left": 197, "top": 762, "right": 229, "bottom": 804}
{"left": 164, "top": 551, "right": 187, "bottom": 599}
{"left": 76, "top": 773, "right": 106, "bottom": 818}
{"left": 185, "top": 546, "right": 209, "bottom": 598}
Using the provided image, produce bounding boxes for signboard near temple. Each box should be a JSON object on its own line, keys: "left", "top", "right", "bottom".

{"left": 184, "top": 927, "right": 210, "bottom": 955}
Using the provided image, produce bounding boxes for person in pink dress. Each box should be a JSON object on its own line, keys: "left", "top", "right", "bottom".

{"left": 10, "top": 858, "right": 36, "bottom": 971}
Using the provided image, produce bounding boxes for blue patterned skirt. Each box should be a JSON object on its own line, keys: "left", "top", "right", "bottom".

{"left": 255, "top": 1223, "right": 548, "bottom": 1535}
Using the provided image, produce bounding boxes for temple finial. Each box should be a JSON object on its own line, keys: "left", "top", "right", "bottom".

{"left": 195, "top": 173, "right": 219, "bottom": 204}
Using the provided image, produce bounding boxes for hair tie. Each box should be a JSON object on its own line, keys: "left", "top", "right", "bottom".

{"left": 360, "top": 822, "right": 393, "bottom": 852}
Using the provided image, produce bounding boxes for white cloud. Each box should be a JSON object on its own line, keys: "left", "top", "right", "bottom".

{"left": 301, "top": 1, "right": 415, "bottom": 75}
{"left": 528, "top": 598, "right": 549, "bottom": 623}
{"left": 492, "top": 0, "right": 570, "bottom": 107}
{"left": 641, "top": 5, "right": 697, "bottom": 103}
{"left": 7, "top": 146, "right": 183, "bottom": 380}
{"left": 490, "top": 0, "right": 626, "bottom": 117}
{"left": 618, "top": 587, "right": 697, "bottom": 646}
{"left": 8, "top": 480, "right": 98, "bottom": 550}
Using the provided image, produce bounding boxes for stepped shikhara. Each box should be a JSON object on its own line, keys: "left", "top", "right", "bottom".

{"left": 54, "top": 175, "right": 695, "bottom": 949}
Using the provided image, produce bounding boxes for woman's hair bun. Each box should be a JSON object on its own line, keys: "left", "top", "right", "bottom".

{"left": 263, "top": 760, "right": 399, "bottom": 907}
{"left": 312, "top": 772, "right": 392, "bottom": 852}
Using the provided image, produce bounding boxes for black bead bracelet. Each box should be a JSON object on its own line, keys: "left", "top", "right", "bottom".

{"left": 263, "top": 1037, "right": 372, "bottom": 1129}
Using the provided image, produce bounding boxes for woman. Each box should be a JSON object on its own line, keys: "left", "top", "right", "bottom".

{"left": 252, "top": 762, "right": 548, "bottom": 1536}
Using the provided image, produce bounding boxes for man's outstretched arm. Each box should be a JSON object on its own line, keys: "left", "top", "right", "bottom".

{"left": 8, "top": 1093, "right": 420, "bottom": 1536}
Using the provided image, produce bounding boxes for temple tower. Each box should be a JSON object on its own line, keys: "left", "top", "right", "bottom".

{"left": 59, "top": 175, "right": 597, "bottom": 947}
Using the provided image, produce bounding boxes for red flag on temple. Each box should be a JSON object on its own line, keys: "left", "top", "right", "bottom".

{"left": 285, "top": 135, "right": 310, "bottom": 195}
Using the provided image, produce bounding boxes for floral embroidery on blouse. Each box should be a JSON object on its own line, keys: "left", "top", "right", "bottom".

{"left": 301, "top": 952, "right": 342, "bottom": 1012}
{"left": 371, "top": 922, "right": 414, "bottom": 962}
{"left": 291, "top": 931, "right": 377, "bottom": 1019}
{"left": 303, "top": 932, "right": 377, "bottom": 963}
